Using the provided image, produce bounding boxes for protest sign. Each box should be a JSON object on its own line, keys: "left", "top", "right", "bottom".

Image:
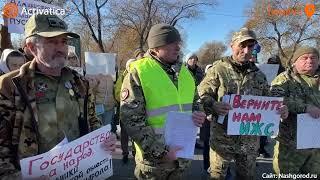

{"left": 20, "top": 125, "right": 113, "bottom": 180}
{"left": 6, "top": 0, "right": 65, "bottom": 34}
{"left": 85, "top": 52, "right": 116, "bottom": 76}
{"left": 256, "top": 64, "right": 279, "bottom": 85}
{"left": 297, "top": 114, "right": 320, "bottom": 149}
{"left": 227, "top": 94, "right": 283, "bottom": 137}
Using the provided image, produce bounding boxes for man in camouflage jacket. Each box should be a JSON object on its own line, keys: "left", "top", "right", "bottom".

{"left": 271, "top": 46, "right": 320, "bottom": 175}
{"left": 198, "top": 28, "right": 288, "bottom": 180}
{"left": 0, "top": 14, "right": 115, "bottom": 179}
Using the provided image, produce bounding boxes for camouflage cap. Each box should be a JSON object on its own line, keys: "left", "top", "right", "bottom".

{"left": 25, "top": 14, "right": 79, "bottom": 38}
{"left": 231, "top": 27, "right": 256, "bottom": 44}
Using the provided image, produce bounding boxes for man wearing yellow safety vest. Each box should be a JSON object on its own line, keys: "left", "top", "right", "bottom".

{"left": 120, "top": 23, "right": 206, "bottom": 179}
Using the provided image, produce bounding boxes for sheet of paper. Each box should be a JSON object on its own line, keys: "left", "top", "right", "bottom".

{"left": 164, "top": 111, "right": 197, "bottom": 159}
{"left": 297, "top": 113, "right": 320, "bottom": 149}
{"left": 85, "top": 52, "right": 116, "bottom": 76}
{"left": 256, "top": 64, "right": 279, "bottom": 85}
{"left": 217, "top": 95, "right": 230, "bottom": 124}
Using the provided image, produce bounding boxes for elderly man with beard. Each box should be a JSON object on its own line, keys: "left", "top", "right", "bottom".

{"left": 0, "top": 14, "right": 116, "bottom": 179}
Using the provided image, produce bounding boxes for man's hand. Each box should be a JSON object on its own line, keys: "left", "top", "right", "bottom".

{"left": 101, "top": 133, "right": 117, "bottom": 152}
{"left": 306, "top": 105, "right": 320, "bottom": 119}
{"left": 276, "top": 105, "right": 289, "bottom": 119}
{"left": 162, "top": 146, "right": 183, "bottom": 162}
{"left": 213, "top": 102, "right": 232, "bottom": 116}
{"left": 192, "top": 111, "right": 206, "bottom": 127}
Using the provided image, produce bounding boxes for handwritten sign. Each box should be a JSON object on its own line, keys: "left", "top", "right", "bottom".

{"left": 297, "top": 113, "right": 320, "bottom": 149}
{"left": 227, "top": 94, "right": 283, "bottom": 137}
{"left": 20, "top": 125, "right": 113, "bottom": 180}
{"left": 85, "top": 52, "right": 116, "bottom": 76}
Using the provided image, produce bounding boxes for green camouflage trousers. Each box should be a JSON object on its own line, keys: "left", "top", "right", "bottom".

{"left": 209, "top": 148, "right": 257, "bottom": 180}
{"left": 208, "top": 121, "right": 259, "bottom": 180}
{"left": 273, "top": 141, "right": 320, "bottom": 175}
{"left": 134, "top": 157, "right": 191, "bottom": 180}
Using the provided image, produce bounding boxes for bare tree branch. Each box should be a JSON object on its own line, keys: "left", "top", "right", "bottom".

{"left": 71, "top": 0, "right": 109, "bottom": 52}
{"left": 169, "top": 2, "right": 211, "bottom": 26}
{"left": 245, "top": 0, "right": 320, "bottom": 64}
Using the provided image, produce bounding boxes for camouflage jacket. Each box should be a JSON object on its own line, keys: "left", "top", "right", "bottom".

{"left": 198, "top": 57, "right": 269, "bottom": 154}
{"left": 0, "top": 60, "right": 101, "bottom": 179}
{"left": 120, "top": 52, "right": 201, "bottom": 165}
{"left": 270, "top": 68, "right": 320, "bottom": 147}
{"left": 198, "top": 56, "right": 269, "bottom": 128}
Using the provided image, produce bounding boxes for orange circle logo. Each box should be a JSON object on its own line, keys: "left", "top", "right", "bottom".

{"left": 3, "top": 3, "right": 19, "bottom": 18}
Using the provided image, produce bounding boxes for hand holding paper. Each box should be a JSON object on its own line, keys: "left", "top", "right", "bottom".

{"left": 192, "top": 111, "right": 206, "bottom": 127}
{"left": 276, "top": 105, "right": 289, "bottom": 119}
{"left": 101, "top": 133, "right": 117, "bottom": 152}
{"left": 306, "top": 105, "right": 320, "bottom": 119}
{"left": 165, "top": 112, "right": 197, "bottom": 159}
{"left": 214, "top": 102, "right": 232, "bottom": 115}
{"left": 162, "top": 146, "right": 183, "bottom": 162}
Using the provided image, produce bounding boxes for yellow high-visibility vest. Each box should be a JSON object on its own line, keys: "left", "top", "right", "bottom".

{"left": 130, "top": 57, "right": 195, "bottom": 159}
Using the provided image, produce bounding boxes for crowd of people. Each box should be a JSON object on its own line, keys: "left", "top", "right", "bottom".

{"left": 0, "top": 13, "right": 319, "bottom": 180}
